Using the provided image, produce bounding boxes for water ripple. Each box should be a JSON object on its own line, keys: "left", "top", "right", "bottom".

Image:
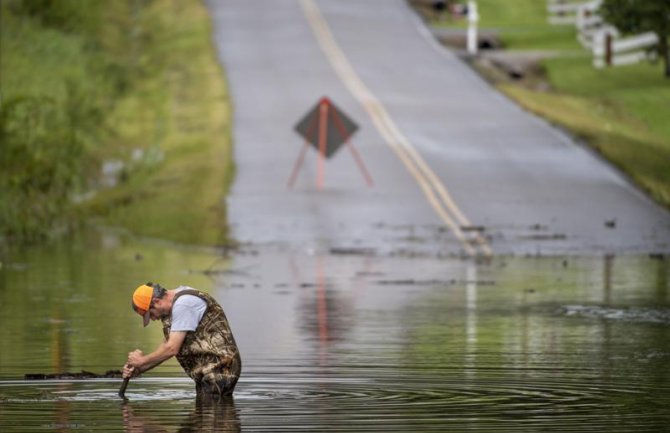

{"left": 1, "top": 372, "right": 668, "bottom": 432}
{"left": 563, "top": 305, "right": 670, "bottom": 324}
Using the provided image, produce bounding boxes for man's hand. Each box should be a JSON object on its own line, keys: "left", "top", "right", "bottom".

{"left": 127, "top": 349, "right": 145, "bottom": 371}
{"left": 124, "top": 335, "right": 184, "bottom": 377}
{"left": 122, "top": 363, "right": 137, "bottom": 379}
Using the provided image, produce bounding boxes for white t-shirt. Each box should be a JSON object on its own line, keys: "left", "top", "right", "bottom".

{"left": 170, "top": 286, "right": 208, "bottom": 332}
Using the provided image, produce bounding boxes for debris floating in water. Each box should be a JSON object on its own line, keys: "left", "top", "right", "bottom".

{"left": 24, "top": 370, "right": 123, "bottom": 380}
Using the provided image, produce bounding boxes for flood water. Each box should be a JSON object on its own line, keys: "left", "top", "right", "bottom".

{"left": 1, "top": 229, "right": 669, "bottom": 431}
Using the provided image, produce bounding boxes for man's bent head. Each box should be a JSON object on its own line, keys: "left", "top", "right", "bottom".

{"left": 132, "top": 282, "right": 166, "bottom": 327}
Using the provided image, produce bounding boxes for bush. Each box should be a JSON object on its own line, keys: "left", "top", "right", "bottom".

{"left": 0, "top": 87, "right": 100, "bottom": 240}
{"left": 0, "top": 0, "right": 132, "bottom": 242}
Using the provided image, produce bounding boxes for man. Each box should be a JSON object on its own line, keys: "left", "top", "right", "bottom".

{"left": 123, "top": 282, "right": 242, "bottom": 396}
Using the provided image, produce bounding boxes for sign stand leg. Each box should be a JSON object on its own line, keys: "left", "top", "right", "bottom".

{"left": 344, "top": 140, "right": 374, "bottom": 187}
{"left": 317, "top": 100, "right": 329, "bottom": 190}
{"left": 288, "top": 104, "right": 321, "bottom": 189}
{"left": 330, "top": 107, "right": 374, "bottom": 187}
{"left": 287, "top": 141, "right": 310, "bottom": 189}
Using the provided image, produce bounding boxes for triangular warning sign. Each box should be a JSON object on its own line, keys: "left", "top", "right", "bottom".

{"left": 288, "top": 96, "right": 372, "bottom": 189}
{"left": 294, "top": 97, "right": 358, "bottom": 159}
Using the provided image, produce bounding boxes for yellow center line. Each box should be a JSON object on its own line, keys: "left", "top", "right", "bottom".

{"left": 299, "top": 0, "right": 492, "bottom": 257}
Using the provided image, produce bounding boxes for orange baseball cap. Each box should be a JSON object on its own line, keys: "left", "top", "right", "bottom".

{"left": 132, "top": 284, "right": 153, "bottom": 327}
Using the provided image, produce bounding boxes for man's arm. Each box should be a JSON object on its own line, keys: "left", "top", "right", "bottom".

{"left": 126, "top": 331, "right": 187, "bottom": 375}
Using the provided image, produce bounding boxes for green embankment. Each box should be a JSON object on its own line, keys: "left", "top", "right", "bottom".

{"left": 83, "top": 0, "right": 234, "bottom": 246}
{"left": 500, "top": 59, "right": 670, "bottom": 207}
{"left": 434, "top": 0, "right": 670, "bottom": 208}
{"left": 1, "top": 1, "right": 106, "bottom": 242}
{"left": 1, "top": 0, "right": 233, "bottom": 246}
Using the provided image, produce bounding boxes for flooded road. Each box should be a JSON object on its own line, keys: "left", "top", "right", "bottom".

{"left": 1, "top": 230, "right": 669, "bottom": 431}
{"left": 210, "top": 0, "right": 670, "bottom": 257}
{"left": 2, "top": 0, "right": 670, "bottom": 431}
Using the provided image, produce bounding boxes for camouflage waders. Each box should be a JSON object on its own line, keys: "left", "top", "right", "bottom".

{"left": 162, "top": 289, "right": 241, "bottom": 395}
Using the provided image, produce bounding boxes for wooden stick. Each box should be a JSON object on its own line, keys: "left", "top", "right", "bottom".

{"left": 119, "top": 377, "right": 130, "bottom": 399}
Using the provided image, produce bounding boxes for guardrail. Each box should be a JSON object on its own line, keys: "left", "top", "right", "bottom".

{"left": 593, "top": 31, "right": 659, "bottom": 68}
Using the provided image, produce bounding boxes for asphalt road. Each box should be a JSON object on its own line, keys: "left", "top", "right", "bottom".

{"left": 206, "top": 0, "right": 670, "bottom": 256}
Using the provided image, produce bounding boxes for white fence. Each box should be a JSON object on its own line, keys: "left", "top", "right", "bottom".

{"left": 546, "top": 0, "right": 600, "bottom": 25}
{"left": 593, "top": 31, "right": 659, "bottom": 68}
{"left": 547, "top": 0, "right": 658, "bottom": 68}
{"left": 546, "top": 0, "right": 612, "bottom": 49}
{"left": 574, "top": 1, "right": 614, "bottom": 48}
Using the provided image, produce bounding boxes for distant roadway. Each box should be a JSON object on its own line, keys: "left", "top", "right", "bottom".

{"left": 206, "top": 0, "right": 670, "bottom": 256}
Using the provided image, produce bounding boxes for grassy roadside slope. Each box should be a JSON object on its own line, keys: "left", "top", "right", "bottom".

{"left": 1, "top": 1, "right": 111, "bottom": 242}
{"left": 422, "top": 0, "right": 670, "bottom": 208}
{"left": 83, "top": 0, "right": 234, "bottom": 246}
{"left": 500, "top": 58, "right": 670, "bottom": 207}
{"left": 1, "top": 0, "right": 233, "bottom": 246}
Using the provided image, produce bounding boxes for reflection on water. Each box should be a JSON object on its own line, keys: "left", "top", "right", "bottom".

{"left": 0, "top": 229, "right": 669, "bottom": 431}
{"left": 122, "top": 394, "right": 240, "bottom": 433}
{"left": 0, "top": 379, "right": 240, "bottom": 432}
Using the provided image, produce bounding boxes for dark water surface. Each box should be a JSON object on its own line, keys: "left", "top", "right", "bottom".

{"left": 1, "top": 230, "right": 669, "bottom": 431}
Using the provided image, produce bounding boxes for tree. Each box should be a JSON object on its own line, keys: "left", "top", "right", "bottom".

{"left": 599, "top": 0, "right": 670, "bottom": 77}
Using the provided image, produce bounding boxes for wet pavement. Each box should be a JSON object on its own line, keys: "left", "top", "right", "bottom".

{"left": 208, "top": 0, "right": 670, "bottom": 256}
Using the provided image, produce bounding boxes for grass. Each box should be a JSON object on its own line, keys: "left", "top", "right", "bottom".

{"left": 544, "top": 57, "right": 670, "bottom": 140}
{"left": 426, "top": 0, "right": 670, "bottom": 208}
{"left": 0, "top": 3, "right": 111, "bottom": 241}
{"left": 83, "top": 0, "right": 234, "bottom": 246}
{"left": 1, "top": 0, "right": 234, "bottom": 246}
{"left": 499, "top": 57, "right": 670, "bottom": 206}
